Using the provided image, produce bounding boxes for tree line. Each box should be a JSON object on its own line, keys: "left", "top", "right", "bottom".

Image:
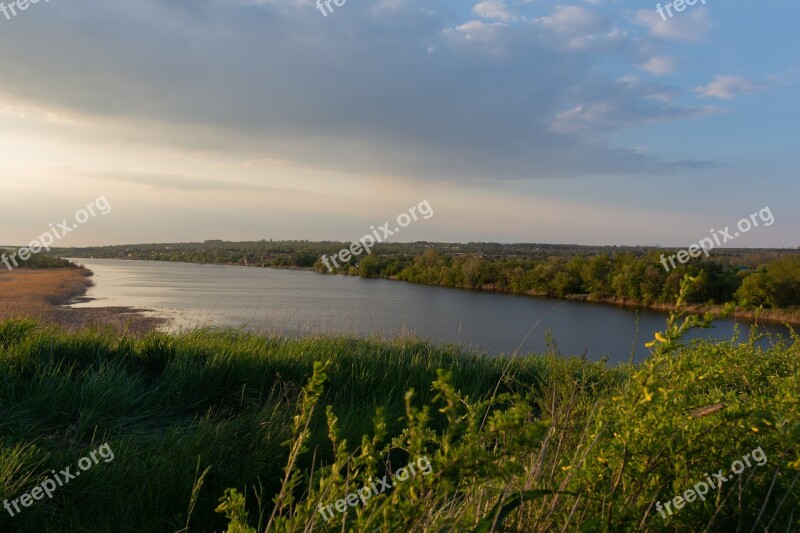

{"left": 326, "top": 250, "right": 800, "bottom": 309}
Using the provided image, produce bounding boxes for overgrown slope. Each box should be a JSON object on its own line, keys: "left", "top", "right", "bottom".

{"left": 0, "top": 313, "right": 797, "bottom": 532}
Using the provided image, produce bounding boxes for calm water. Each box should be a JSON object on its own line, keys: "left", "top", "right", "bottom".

{"left": 69, "top": 259, "right": 789, "bottom": 363}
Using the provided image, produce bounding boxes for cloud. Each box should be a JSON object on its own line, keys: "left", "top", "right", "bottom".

{"left": 633, "top": 8, "right": 712, "bottom": 42}
{"left": 472, "top": 1, "right": 518, "bottom": 22}
{"left": 536, "top": 5, "right": 606, "bottom": 35}
{"left": 0, "top": 0, "right": 725, "bottom": 184}
{"left": 640, "top": 56, "right": 677, "bottom": 76}
{"left": 551, "top": 76, "right": 723, "bottom": 134}
{"left": 71, "top": 169, "right": 300, "bottom": 194}
{"left": 445, "top": 19, "right": 509, "bottom": 43}
{"left": 695, "top": 75, "right": 763, "bottom": 100}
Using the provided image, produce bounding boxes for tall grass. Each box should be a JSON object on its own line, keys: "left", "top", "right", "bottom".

{"left": 0, "top": 320, "right": 616, "bottom": 532}
{"left": 0, "top": 293, "right": 797, "bottom": 531}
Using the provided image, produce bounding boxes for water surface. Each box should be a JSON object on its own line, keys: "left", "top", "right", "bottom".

{"left": 69, "top": 259, "right": 789, "bottom": 363}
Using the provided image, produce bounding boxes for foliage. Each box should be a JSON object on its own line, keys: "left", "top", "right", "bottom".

{"left": 215, "top": 277, "right": 800, "bottom": 532}
{"left": 735, "top": 256, "right": 800, "bottom": 308}
{"left": 0, "top": 249, "right": 74, "bottom": 269}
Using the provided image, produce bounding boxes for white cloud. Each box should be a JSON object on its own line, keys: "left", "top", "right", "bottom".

{"left": 446, "top": 19, "right": 508, "bottom": 42}
{"left": 567, "top": 27, "right": 626, "bottom": 51}
{"left": 536, "top": 5, "right": 605, "bottom": 35}
{"left": 551, "top": 76, "right": 724, "bottom": 134}
{"left": 640, "top": 56, "right": 677, "bottom": 76}
{"left": 633, "top": 8, "right": 712, "bottom": 42}
{"left": 533, "top": 5, "right": 624, "bottom": 51}
{"left": 695, "top": 75, "right": 763, "bottom": 100}
{"left": 472, "top": 1, "right": 518, "bottom": 23}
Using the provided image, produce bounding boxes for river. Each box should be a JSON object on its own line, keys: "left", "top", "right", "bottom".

{"left": 68, "top": 259, "right": 789, "bottom": 364}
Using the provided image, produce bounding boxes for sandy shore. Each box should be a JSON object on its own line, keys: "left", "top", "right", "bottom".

{"left": 0, "top": 267, "right": 164, "bottom": 334}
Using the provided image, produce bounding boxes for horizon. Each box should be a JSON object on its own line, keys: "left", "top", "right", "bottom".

{"left": 6, "top": 240, "right": 799, "bottom": 251}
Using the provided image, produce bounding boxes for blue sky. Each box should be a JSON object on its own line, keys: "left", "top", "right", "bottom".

{"left": 0, "top": 0, "right": 797, "bottom": 248}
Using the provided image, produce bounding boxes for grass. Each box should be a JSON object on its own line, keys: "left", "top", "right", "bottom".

{"left": 0, "top": 321, "right": 614, "bottom": 531}
{"left": 0, "top": 292, "right": 798, "bottom": 531}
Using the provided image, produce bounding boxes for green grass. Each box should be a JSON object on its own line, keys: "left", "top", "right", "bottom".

{"left": 0, "top": 312, "right": 797, "bottom": 532}
{"left": 0, "top": 320, "right": 617, "bottom": 532}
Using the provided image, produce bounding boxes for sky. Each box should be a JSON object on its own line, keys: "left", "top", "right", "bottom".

{"left": 0, "top": 0, "right": 798, "bottom": 248}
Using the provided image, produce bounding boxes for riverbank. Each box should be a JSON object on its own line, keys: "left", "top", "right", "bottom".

{"left": 0, "top": 267, "right": 164, "bottom": 334}
{"left": 564, "top": 293, "right": 800, "bottom": 326}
